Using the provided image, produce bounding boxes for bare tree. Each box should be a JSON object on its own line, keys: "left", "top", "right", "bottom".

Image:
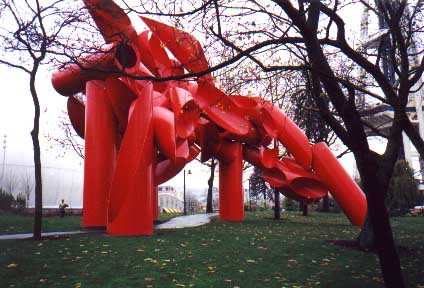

{"left": 0, "top": 0, "right": 89, "bottom": 239}
{"left": 2, "top": 171, "right": 18, "bottom": 195}
{"left": 204, "top": 158, "right": 217, "bottom": 213}
{"left": 46, "top": 110, "right": 85, "bottom": 159}
{"left": 20, "top": 170, "right": 34, "bottom": 208}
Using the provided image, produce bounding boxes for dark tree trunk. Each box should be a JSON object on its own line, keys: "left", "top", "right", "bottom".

{"left": 273, "top": 188, "right": 280, "bottom": 220}
{"left": 357, "top": 213, "right": 375, "bottom": 250}
{"left": 302, "top": 202, "right": 308, "bottom": 216}
{"left": 206, "top": 158, "right": 216, "bottom": 213}
{"left": 322, "top": 195, "right": 329, "bottom": 212}
{"left": 30, "top": 64, "right": 42, "bottom": 240}
{"left": 359, "top": 156, "right": 404, "bottom": 288}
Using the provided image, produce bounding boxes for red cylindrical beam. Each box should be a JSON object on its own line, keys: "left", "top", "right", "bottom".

{"left": 312, "top": 142, "right": 367, "bottom": 226}
{"left": 218, "top": 141, "right": 244, "bottom": 221}
{"left": 82, "top": 80, "right": 117, "bottom": 228}
{"left": 107, "top": 83, "right": 154, "bottom": 235}
{"left": 51, "top": 44, "right": 116, "bottom": 96}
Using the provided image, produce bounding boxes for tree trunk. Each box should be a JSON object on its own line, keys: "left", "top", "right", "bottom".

{"left": 322, "top": 195, "right": 329, "bottom": 212}
{"left": 206, "top": 158, "right": 216, "bottom": 213}
{"left": 357, "top": 213, "right": 375, "bottom": 250}
{"left": 274, "top": 188, "right": 280, "bottom": 220}
{"left": 359, "top": 158, "right": 404, "bottom": 288}
{"left": 302, "top": 203, "right": 308, "bottom": 216}
{"left": 30, "top": 66, "right": 42, "bottom": 240}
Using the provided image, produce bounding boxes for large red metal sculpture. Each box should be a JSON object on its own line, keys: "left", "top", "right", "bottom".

{"left": 51, "top": 0, "right": 367, "bottom": 236}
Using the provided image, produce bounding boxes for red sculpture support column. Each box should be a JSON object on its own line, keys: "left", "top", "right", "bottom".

{"left": 83, "top": 80, "right": 117, "bottom": 228}
{"left": 218, "top": 141, "right": 244, "bottom": 221}
{"left": 107, "top": 83, "right": 154, "bottom": 235}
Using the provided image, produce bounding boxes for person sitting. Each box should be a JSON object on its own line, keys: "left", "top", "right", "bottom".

{"left": 59, "top": 199, "right": 69, "bottom": 218}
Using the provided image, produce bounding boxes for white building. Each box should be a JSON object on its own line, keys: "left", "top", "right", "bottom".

{"left": 157, "top": 185, "right": 183, "bottom": 212}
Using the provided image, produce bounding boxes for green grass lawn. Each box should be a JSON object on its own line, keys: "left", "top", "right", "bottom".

{"left": 0, "top": 211, "right": 423, "bottom": 288}
{"left": 0, "top": 214, "right": 82, "bottom": 234}
{"left": 0, "top": 213, "right": 177, "bottom": 235}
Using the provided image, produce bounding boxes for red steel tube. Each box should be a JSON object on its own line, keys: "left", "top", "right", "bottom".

{"left": 312, "top": 142, "right": 367, "bottom": 226}
{"left": 218, "top": 141, "right": 244, "bottom": 221}
{"left": 82, "top": 80, "right": 117, "bottom": 228}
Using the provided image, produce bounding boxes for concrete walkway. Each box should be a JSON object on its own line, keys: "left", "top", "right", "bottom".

{"left": 0, "top": 230, "right": 87, "bottom": 240}
{"left": 0, "top": 213, "right": 218, "bottom": 240}
{"left": 156, "top": 213, "right": 218, "bottom": 230}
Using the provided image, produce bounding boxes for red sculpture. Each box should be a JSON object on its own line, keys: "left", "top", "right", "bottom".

{"left": 52, "top": 0, "right": 367, "bottom": 236}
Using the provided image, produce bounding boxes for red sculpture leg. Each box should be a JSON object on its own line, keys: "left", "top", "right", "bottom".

{"left": 218, "top": 142, "right": 244, "bottom": 221}
{"left": 312, "top": 142, "right": 367, "bottom": 226}
{"left": 83, "top": 80, "right": 117, "bottom": 228}
{"left": 107, "top": 83, "right": 154, "bottom": 236}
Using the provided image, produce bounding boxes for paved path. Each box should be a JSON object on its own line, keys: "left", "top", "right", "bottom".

{"left": 155, "top": 213, "right": 218, "bottom": 230}
{"left": 0, "top": 213, "right": 218, "bottom": 240}
{"left": 0, "top": 230, "right": 86, "bottom": 240}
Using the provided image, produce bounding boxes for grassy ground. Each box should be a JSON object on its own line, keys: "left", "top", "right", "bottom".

{"left": 0, "top": 213, "right": 178, "bottom": 234}
{"left": 0, "top": 211, "right": 423, "bottom": 288}
{"left": 0, "top": 214, "right": 82, "bottom": 234}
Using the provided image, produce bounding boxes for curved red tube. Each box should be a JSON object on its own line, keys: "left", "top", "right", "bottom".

{"left": 107, "top": 83, "right": 154, "bottom": 235}
{"left": 67, "top": 96, "right": 85, "bottom": 139}
{"left": 312, "top": 142, "right": 367, "bottom": 226}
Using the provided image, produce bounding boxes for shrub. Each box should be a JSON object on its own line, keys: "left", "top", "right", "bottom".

{"left": 0, "top": 188, "right": 14, "bottom": 212}
{"left": 283, "top": 197, "right": 297, "bottom": 211}
{"left": 386, "top": 160, "right": 423, "bottom": 217}
{"left": 15, "top": 192, "right": 27, "bottom": 211}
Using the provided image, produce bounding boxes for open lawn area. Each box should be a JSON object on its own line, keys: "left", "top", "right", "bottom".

{"left": 0, "top": 211, "right": 423, "bottom": 287}
{"left": 0, "top": 213, "right": 177, "bottom": 235}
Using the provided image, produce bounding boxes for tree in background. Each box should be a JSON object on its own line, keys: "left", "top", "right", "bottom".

{"left": 0, "top": 188, "right": 14, "bottom": 212}
{"left": 205, "top": 158, "right": 217, "bottom": 213}
{"left": 186, "top": 192, "right": 202, "bottom": 214}
{"left": 249, "top": 167, "right": 272, "bottom": 209}
{"left": 386, "top": 160, "right": 423, "bottom": 216}
{"left": 2, "top": 171, "right": 18, "bottom": 197}
{"left": 283, "top": 197, "right": 296, "bottom": 211}
{"left": 20, "top": 170, "right": 34, "bottom": 208}
{"left": 0, "top": 0, "right": 90, "bottom": 239}
{"left": 46, "top": 93, "right": 86, "bottom": 160}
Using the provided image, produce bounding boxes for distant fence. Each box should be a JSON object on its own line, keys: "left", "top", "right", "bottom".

{"left": 0, "top": 163, "right": 83, "bottom": 208}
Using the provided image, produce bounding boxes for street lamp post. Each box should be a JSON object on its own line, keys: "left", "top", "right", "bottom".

{"left": 183, "top": 169, "right": 192, "bottom": 215}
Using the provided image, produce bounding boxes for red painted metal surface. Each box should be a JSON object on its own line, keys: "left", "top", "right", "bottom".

{"left": 83, "top": 80, "right": 117, "bottom": 228}
{"left": 67, "top": 96, "right": 85, "bottom": 139}
{"left": 218, "top": 142, "right": 244, "bottom": 221}
{"left": 312, "top": 143, "right": 367, "bottom": 226}
{"left": 51, "top": 0, "right": 368, "bottom": 235}
{"left": 107, "top": 83, "right": 154, "bottom": 235}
